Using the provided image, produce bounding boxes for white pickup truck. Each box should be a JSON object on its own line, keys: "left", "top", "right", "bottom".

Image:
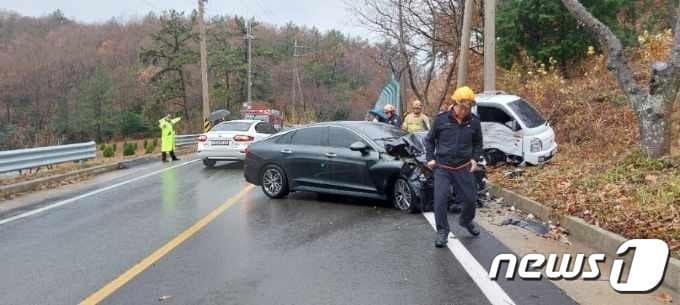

{"left": 474, "top": 92, "right": 557, "bottom": 166}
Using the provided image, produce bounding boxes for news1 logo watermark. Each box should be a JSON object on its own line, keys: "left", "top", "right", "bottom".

{"left": 489, "top": 239, "right": 670, "bottom": 293}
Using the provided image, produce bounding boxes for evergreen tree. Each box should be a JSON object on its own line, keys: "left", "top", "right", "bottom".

{"left": 140, "top": 10, "right": 198, "bottom": 120}
{"left": 497, "top": 0, "right": 637, "bottom": 70}
{"left": 70, "top": 66, "right": 116, "bottom": 142}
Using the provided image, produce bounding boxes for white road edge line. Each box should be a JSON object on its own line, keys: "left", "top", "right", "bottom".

{"left": 422, "top": 212, "right": 516, "bottom": 305}
{"left": 0, "top": 159, "right": 200, "bottom": 226}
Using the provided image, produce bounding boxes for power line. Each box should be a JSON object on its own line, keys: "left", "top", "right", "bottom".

{"left": 138, "top": 0, "right": 160, "bottom": 11}
{"left": 253, "top": 0, "right": 279, "bottom": 22}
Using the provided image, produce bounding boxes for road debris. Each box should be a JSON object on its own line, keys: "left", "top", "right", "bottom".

{"left": 499, "top": 217, "right": 549, "bottom": 235}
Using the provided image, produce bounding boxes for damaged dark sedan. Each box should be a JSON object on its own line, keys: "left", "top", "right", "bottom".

{"left": 243, "top": 121, "right": 488, "bottom": 213}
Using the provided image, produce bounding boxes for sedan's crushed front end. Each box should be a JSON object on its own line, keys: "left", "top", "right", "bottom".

{"left": 385, "top": 132, "right": 490, "bottom": 213}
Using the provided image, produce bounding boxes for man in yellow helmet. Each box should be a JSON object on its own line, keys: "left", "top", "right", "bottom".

{"left": 402, "top": 100, "right": 431, "bottom": 133}
{"left": 159, "top": 113, "right": 182, "bottom": 162}
{"left": 425, "top": 86, "right": 483, "bottom": 247}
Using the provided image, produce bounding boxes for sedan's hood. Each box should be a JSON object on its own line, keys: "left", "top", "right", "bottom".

{"left": 384, "top": 132, "right": 428, "bottom": 163}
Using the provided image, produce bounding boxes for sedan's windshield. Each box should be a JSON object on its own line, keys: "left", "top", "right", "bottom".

{"left": 507, "top": 99, "right": 546, "bottom": 128}
{"left": 212, "top": 122, "right": 252, "bottom": 132}
{"left": 360, "top": 123, "right": 407, "bottom": 141}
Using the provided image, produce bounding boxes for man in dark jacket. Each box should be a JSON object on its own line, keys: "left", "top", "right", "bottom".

{"left": 425, "top": 86, "right": 484, "bottom": 248}
{"left": 374, "top": 104, "right": 401, "bottom": 127}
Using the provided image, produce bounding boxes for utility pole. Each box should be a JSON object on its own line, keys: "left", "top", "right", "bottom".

{"left": 246, "top": 19, "right": 254, "bottom": 107}
{"left": 484, "top": 0, "right": 496, "bottom": 91}
{"left": 456, "top": 0, "right": 474, "bottom": 88}
{"left": 291, "top": 39, "right": 305, "bottom": 122}
{"left": 198, "top": 0, "right": 210, "bottom": 127}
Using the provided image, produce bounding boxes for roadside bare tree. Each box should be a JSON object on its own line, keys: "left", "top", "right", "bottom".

{"left": 352, "top": 0, "right": 462, "bottom": 110}
{"left": 561, "top": 0, "right": 679, "bottom": 158}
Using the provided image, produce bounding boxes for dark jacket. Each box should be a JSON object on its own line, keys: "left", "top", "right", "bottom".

{"left": 378, "top": 114, "right": 401, "bottom": 128}
{"left": 425, "top": 110, "right": 483, "bottom": 167}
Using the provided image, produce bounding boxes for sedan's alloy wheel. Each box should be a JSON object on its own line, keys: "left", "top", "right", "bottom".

{"left": 394, "top": 178, "right": 412, "bottom": 211}
{"left": 263, "top": 168, "right": 283, "bottom": 196}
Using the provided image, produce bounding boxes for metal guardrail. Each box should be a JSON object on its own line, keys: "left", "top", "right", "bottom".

{"left": 0, "top": 141, "right": 96, "bottom": 174}
{"left": 175, "top": 134, "right": 199, "bottom": 146}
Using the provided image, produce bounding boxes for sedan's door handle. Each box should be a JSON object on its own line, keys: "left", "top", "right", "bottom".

{"left": 281, "top": 149, "right": 293, "bottom": 154}
{"left": 325, "top": 152, "right": 337, "bottom": 158}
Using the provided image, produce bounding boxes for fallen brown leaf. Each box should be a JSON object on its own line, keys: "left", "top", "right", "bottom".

{"left": 656, "top": 292, "right": 672, "bottom": 303}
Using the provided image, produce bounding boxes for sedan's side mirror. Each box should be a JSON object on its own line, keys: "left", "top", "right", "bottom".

{"left": 350, "top": 141, "right": 370, "bottom": 154}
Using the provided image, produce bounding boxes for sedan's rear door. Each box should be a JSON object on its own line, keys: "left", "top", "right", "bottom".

{"left": 280, "top": 126, "right": 333, "bottom": 189}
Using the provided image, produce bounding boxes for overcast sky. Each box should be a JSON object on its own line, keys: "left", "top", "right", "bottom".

{"left": 0, "top": 0, "right": 376, "bottom": 40}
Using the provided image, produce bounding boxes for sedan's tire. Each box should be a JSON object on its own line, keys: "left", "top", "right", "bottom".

{"left": 261, "top": 165, "right": 289, "bottom": 199}
{"left": 393, "top": 177, "right": 419, "bottom": 213}
{"left": 203, "top": 158, "right": 216, "bottom": 168}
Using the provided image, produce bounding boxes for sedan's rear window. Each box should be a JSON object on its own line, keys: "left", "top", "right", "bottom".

{"left": 291, "top": 127, "right": 328, "bottom": 146}
{"left": 212, "top": 122, "right": 252, "bottom": 132}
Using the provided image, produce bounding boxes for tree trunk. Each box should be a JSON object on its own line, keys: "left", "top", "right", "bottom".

{"left": 561, "top": 0, "right": 680, "bottom": 158}
{"left": 637, "top": 98, "right": 672, "bottom": 158}
{"left": 179, "top": 69, "right": 190, "bottom": 120}
{"left": 639, "top": 61, "right": 679, "bottom": 157}
{"left": 225, "top": 71, "right": 230, "bottom": 110}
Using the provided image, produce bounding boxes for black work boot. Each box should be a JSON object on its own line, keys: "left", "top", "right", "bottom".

{"left": 435, "top": 231, "right": 448, "bottom": 248}
{"left": 170, "top": 151, "right": 180, "bottom": 161}
{"left": 161, "top": 152, "right": 169, "bottom": 162}
{"left": 460, "top": 221, "right": 480, "bottom": 236}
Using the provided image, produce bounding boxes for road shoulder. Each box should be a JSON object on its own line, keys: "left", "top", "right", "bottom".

{"left": 476, "top": 201, "right": 678, "bottom": 305}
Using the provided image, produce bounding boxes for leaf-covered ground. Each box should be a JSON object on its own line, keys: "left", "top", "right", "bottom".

{"left": 489, "top": 29, "right": 679, "bottom": 257}
{"left": 488, "top": 147, "right": 679, "bottom": 258}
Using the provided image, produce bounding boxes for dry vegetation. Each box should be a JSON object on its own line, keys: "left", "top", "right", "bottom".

{"left": 490, "top": 30, "right": 679, "bottom": 256}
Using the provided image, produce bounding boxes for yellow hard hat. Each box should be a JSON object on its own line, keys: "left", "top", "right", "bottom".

{"left": 451, "top": 86, "right": 475, "bottom": 103}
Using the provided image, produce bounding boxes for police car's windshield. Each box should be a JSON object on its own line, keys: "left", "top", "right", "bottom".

{"left": 508, "top": 99, "right": 546, "bottom": 128}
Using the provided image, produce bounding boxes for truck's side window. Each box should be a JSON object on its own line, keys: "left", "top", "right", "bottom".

{"left": 477, "top": 106, "right": 519, "bottom": 130}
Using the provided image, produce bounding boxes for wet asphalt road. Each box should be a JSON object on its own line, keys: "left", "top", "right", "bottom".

{"left": 0, "top": 157, "right": 576, "bottom": 305}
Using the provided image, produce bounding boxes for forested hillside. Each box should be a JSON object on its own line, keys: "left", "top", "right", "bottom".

{"left": 0, "top": 10, "right": 388, "bottom": 149}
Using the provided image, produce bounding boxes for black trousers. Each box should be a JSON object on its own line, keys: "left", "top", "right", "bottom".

{"left": 433, "top": 166, "right": 477, "bottom": 235}
{"left": 161, "top": 151, "right": 178, "bottom": 161}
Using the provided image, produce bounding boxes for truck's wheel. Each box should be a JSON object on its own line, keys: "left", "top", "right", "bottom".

{"left": 484, "top": 149, "right": 506, "bottom": 166}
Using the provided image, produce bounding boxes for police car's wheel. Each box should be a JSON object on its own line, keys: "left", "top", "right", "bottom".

{"left": 261, "top": 165, "right": 289, "bottom": 199}
{"left": 203, "top": 158, "right": 216, "bottom": 168}
{"left": 393, "top": 178, "right": 419, "bottom": 213}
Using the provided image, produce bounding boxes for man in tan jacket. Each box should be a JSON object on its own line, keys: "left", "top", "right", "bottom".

{"left": 402, "top": 100, "right": 431, "bottom": 133}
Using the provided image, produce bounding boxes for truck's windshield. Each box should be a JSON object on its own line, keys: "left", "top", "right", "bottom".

{"left": 508, "top": 99, "right": 546, "bottom": 128}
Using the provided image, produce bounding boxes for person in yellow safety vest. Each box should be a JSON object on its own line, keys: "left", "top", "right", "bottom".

{"left": 402, "top": 100, "right": 431, "bottom": 133}
{"left": 159, "top": 114, "right": 182, "bottom": 162}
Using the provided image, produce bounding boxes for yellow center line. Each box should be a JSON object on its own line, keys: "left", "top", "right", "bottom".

{"left": 79, "top": 184, "right": 255, "bottom": 305}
